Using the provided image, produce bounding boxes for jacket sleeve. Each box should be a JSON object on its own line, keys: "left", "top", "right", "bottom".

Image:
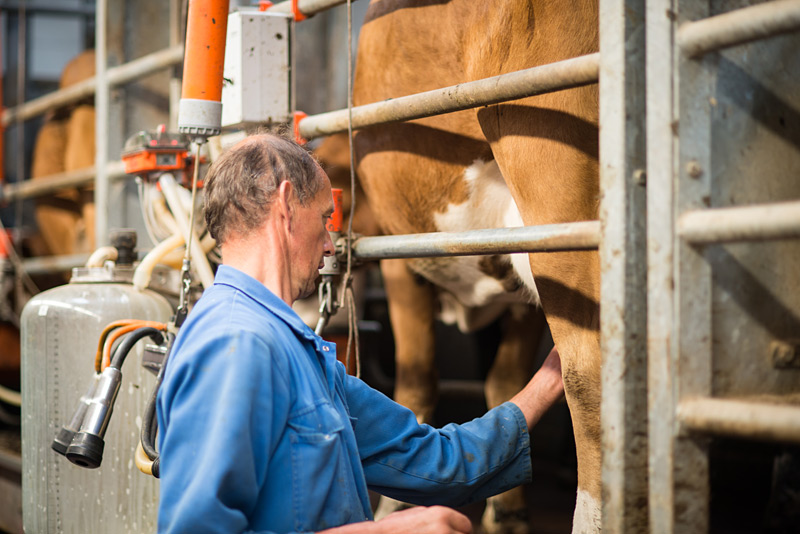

{"left": 156, "top": 331, "right": 300, "bottom": 534}
{"left": 342, "top": 372, "right": 532, "bottom": 507}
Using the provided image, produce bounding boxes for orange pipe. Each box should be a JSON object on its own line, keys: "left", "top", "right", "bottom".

{"left": 94, "top": 320, "right": 140, "bottom": 373}
{"left": 97, "top": 321, "right": 168, "bottom": 372}
{"left": 181, "top": 0, "right": 230, "bottom": 102}
{"left": 327, "top": 188, "right": 343, "bottom": 233}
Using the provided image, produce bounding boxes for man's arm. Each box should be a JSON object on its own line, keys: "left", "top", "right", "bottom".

{"left": 320, "top": 506, "right": 472, "bottom": 534}
{"left": 509, "top": 347, "right": 564, "bottom": 430}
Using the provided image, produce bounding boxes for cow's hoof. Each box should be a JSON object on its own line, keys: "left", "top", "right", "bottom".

{"left": 482, "top": 499, "right": 530, "bottom": 534}
{"left": 374, "top": 496, "right": 415, "bottom": 521}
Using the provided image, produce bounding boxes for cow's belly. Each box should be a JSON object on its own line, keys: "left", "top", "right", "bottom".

{"left": 405, "top": 159, "right": 540, "bottom": 332}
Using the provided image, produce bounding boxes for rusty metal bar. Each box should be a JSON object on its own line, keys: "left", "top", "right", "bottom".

{"left": 1, "top": 161, "right": 126, "bottom": 202}
{"left": 1, "top": 45, "right": 184, "bottom": 127}
{"left": 299, "top": 53, "right": 600, "bottom": 140}
{"left": 349, "top": 221, "right": 600, "bottom": 261}
{"left": 678, "top": 0, "right": 800, "bottom": 57}
{"left": 678, "top": 200, "right": 800, "bottom": 244}
{"left": 679, "top": 397, "right": 800, "bottom": 444}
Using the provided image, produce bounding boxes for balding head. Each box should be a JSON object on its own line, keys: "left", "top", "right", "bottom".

{"left": 203, "top": 134, "right": 323, "bottom": 244}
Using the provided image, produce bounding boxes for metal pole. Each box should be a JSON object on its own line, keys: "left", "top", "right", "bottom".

{"left": 1, "top": 45, "right": 184, "bottom": 127}
{"left": 598, "top": 0, "right": 648, "bottom": 529}
{"left": 2, "top": 161, "right": 127, "bottom": 202}
{"left": 349, "top": 221, "right": 600, "bottom": 261}
{"left": 267, "top": 0, "right": 363, "bottom": 18}
{"left": 646, "top": 0, "right": 679, "bottom": 529}
{"left": 95, "top": 0, "right": 109, "bottom": 246}
{"left": 298, "top": 53, "right": 600, "bottom": 140}
{"left": 20, "top": 253, "right": 90, "bottom": 275}
{"left": 678, "top": 0, "right": 800, "bottom": 57}
{"left": 678, "top": 398, "right": 800, "bottom": 444}
{"left": 678, "top": 200, "right": 800, "bottom": 244}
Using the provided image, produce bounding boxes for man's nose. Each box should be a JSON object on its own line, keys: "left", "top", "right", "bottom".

{"left": 323, "top": 231, "right": 335, "bottom": 257}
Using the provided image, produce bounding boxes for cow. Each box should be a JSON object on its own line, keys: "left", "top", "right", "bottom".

{"left": 32, "top": 49, "right": 96, "bottom": 258}
{"left": 351, "top": 1, "right": 601, "bottom": 532}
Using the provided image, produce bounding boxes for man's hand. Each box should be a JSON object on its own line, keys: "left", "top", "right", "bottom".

{"left": 509, "top": 347, "right": 564, "bottom": 430}
{"left": 319, "top": 506, "right": 472, "bottom": 534}
{"left": 375, "top": 506, "right": 472, "bottom": 534}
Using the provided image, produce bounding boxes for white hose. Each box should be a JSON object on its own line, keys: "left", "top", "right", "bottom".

{"left": 0, "top": 383, "right": 21, "bottom": 407}
{"left": 158, "top": 174, "right": 215, "bottom": 289}
{"left": 132, "top": 232, "right": 186, "bottom": 291}
{"left": 85, "top": 246, "right": 118, "bottom": 268}
{"left": 151, "top": 194, "right": 217, "bottom": 267}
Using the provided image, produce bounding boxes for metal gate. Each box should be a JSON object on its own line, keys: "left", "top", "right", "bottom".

{"left": 3, "top": 0, "right": 799, "bottom": 532}
{"left": 647, "top": 0, "right": 800, "bottom": 532}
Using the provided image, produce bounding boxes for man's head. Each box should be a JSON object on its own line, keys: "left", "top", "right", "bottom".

{"left": 204, "top": 134, "right": 323, "bottom": 244}
{"left": 204, "top": 134, "right": 335, "bottom": 301}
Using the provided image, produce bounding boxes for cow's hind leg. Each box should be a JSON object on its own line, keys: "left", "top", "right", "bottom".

{"left": 482, "top": 305, "right": 545, "bottom": 534}
{"left": 374, "top": 258, "right": 438, "bottom": 520}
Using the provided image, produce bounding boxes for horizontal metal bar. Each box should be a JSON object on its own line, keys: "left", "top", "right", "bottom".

{"left": 21, "top": 253, "right": 90, "bottom": 275}
{"left": 2, "top": 161, "right": 127, "bottom": 201}
{"left": 299, "top": 53, "right": 600, "bottom": 140}
{"left": 679, "top": 397, "right": 800, "bottom": 444}
{"left": 678, "top": 0, "right": 800, "bottom": 57}
{"left": 0, "top": 1, "right": 95, "bottom": 15}
{"left": 0, "top": 448, "right": 20, "bottom": 476}
{"left": 678, "top": 200, "right": 800, "bottom": 245}
{"left": 268, "top": 0, "right": 362, "bottom": 17}
{"left": 2, "top": 45, "right": 184, "bottom": 126}
{"left": 349, "top": 221, "right": 600, "bottom": 261}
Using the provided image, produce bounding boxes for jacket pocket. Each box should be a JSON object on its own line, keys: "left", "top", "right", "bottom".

{"left": 288, "top": 401, "right": 358, "bottom": 531}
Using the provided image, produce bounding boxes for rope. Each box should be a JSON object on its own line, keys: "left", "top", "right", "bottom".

{"left": 341, "top": 0, "right": 360, "bottom": 378}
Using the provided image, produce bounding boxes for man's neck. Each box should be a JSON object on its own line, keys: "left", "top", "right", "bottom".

{"left": 219, "top": 225, "right": 295, "bottom": 305}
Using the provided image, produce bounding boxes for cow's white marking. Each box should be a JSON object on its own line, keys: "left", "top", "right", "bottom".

{"left": 572, "top": 489, "right": 601, "bottom": 533}
{"left": 412, "top": 159, "right": 538, "bottom": 332}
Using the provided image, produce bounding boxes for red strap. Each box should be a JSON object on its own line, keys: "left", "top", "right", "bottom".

{"left": 258, "top": 1, "right": 273, "bottom": 10}
{"left": 291, "top": 0, "right": 307, "bottom": 21}
{"left": 293, "top": 111, "right": 308, "bottom": 145}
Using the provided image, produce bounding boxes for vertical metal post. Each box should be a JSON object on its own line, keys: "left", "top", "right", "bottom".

{"left": 169, "top": 0, "right": 183, "bottom": 130}
{"left": 95, "top": 0, "right": 110, "bottom": 246}
{"left": 599, "top": 0, "right": 649, "bottom": 531}
{"left": 646, "top": 0, "right": 678, "bottom": 531}
{"left": 672, "top": 0, "right": 714, "bottom": 530}
{"left": 648, "top": 0, "right": 714, "bottom": 531}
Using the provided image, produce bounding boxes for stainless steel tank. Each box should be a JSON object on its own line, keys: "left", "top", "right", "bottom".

{"left": 21, "top": 263, "right": 173, "bottom": 533}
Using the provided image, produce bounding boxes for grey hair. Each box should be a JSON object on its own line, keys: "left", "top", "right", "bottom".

{"left": 203, "top": 133, "right": 322, "bottom": 244}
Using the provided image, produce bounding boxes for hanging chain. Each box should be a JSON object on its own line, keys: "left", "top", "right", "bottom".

{"left": 175, "top": 140, "right": 203, "bottom": 326}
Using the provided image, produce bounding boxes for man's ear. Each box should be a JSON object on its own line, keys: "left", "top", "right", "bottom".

{"left": 277, "top": 180, "right": 295, "bottom": 226}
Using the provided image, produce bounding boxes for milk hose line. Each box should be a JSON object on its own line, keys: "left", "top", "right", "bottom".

{"left": 139, "top": 330, "right": 177, "bottom": 478}
{"left": 342, "top": 0, "right": 361, "bottom": 378}
{"left": 55, "top": 327, "right": 166, "bottom": 469}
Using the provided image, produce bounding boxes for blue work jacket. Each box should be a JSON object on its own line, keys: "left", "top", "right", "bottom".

{"left": 157, "top": 265, "right": 532, "bottom": 534}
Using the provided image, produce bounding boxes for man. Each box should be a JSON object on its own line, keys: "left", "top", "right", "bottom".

{"left": 157, "top": 134, "right": 565, "bottom": 534}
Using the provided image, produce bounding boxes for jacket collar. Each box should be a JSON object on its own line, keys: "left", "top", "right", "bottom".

{"left": 213, "top": 264, "right": 318, "bottom": 342}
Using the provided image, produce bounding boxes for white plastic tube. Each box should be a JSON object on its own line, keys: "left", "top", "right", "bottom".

{"left": 132, "top": 232, "right": 185, "bottom": 291}
{"left": 0, "top": 383, "right": 21, "bottom": 406}
{"left": 85, "top": 246, "right": 118, "bottom": 268}
{"left": 158, "top": 174, "right": 215, "bottom": 288}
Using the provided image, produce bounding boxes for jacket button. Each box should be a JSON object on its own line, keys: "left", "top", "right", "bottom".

{"left": 322, "top": 346, "right": 330, "bottom": 352}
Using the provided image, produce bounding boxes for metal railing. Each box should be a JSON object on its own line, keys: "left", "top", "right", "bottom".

{"left": 648, "top": 0, "right": 800, "bottom": 532}
{"left": 298, "top": 53, "right": 600, "bottom": 140}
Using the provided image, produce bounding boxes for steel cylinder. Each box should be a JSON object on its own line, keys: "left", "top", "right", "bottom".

{"left": 21, "top": 265, "right": 172, "bottom": 533}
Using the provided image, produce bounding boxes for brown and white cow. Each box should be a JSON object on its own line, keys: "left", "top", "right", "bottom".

{"left": 352, "top": 1, "right": 601, "bottom": 532}
{"left": 33, "top": 49, "right": 96, "bottom": 258}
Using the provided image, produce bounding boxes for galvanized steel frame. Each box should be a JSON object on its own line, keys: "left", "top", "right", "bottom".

{"left": 647, "top": 1, "right": 800, "bottom": 532}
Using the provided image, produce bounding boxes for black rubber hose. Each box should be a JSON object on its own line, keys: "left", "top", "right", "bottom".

{"left": 141, "top": 331, "right": 176, "bottom": 474}
{"left": 109, "top": 327, "right": 164, "bottom": 370}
